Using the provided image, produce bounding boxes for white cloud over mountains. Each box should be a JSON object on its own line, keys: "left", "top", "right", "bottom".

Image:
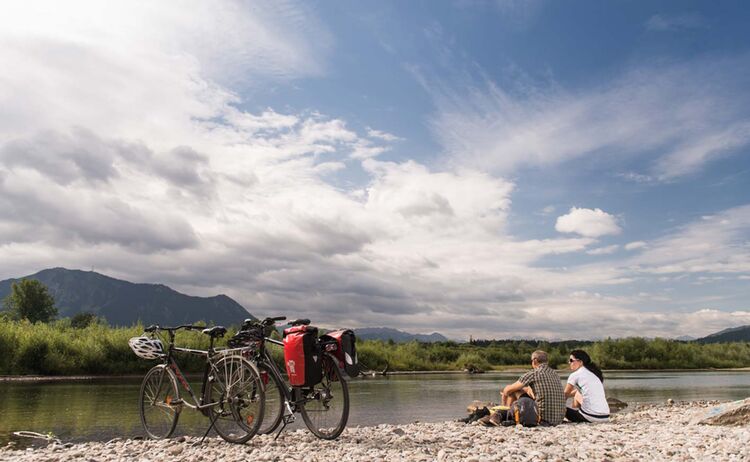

{"left": 0, "top": 1, "right": 748, "bottom": 339}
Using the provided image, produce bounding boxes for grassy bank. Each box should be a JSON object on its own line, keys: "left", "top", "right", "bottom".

{"left": 1, "top": 319, "right": 749, "bottom": 376}
{"left": 357, "top": 337, "right": 750, "bottom": 371}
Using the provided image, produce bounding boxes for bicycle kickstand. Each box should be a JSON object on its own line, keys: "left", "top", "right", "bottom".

{"left": 198, "top": 411, "right": 220, "bottom": 445}
{"left": 274, "top": 401, "right": 296, "bottom": 441}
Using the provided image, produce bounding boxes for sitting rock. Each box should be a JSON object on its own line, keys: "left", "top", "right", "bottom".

{"left": 464, "top": 365, "right": 485, "bottom": 374}
{"left": 699, "top": 398, "right": 750, "bottom": 426}
{"left": 607, "top": 397, "right": 628, "bottom": 413}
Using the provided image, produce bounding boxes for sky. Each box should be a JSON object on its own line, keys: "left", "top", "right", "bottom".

{"left": 1, "top": 0, "right": 749, "bottom": 340}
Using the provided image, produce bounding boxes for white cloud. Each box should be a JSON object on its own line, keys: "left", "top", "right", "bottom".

{"left": 645, "top": 13, "right": 708, "bottom": 32}
{"left": 629, "top": 205, "right": 750, "bottom": 275}
{"left": 586, "top": 245, "right": 619, "bottom": 255}
{"left": 0, "top": 0, "right": 332, "bottom": 148}
{"left": 653, "top": 122, "right": 750, "bottom": 180}
{"left": 555, "top": 207, "right": 621, "bottom": 238}
{"left": 366, "top": 128, "right": 402, "bottom": 142}
{"left": 625, "top": 241, "right": 647, "bottom": 251}
{"left": 425, "top": 56, "right": 750, "bottom": 180}
{"left": 538, "top": 205, "right": 555, "bottom": 216}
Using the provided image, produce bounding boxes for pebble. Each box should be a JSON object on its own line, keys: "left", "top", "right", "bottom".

{"left": 0, "top": 403, "right": 747, "bottom": 461}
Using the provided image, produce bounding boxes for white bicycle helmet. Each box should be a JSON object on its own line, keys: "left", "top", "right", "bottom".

{"left": 128, "top": 336, "right": 165, "bottom": 359}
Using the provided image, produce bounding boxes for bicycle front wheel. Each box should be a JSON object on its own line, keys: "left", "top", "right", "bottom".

{"left": 299, "top": 354, "right": 349, "bottom": 439}
{"left": 258, "top": 362, "right": 285, "bottom": 435}
{"left": 207, "top": 355, "right": 264, "bottom": 444}
{"left": 139, "top": 365, "right": 181, "bottom": 439}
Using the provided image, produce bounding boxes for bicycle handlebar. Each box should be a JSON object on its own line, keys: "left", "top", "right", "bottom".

{"left": 241, "top": 316, "right": 287, "bottom": 329}
{"left": 144, "top": 324, "right": 205, "bottom": 333}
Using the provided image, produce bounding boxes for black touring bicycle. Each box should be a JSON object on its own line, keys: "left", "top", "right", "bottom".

{"left": 228, "top": 316, "right": 355, "bottom": 440}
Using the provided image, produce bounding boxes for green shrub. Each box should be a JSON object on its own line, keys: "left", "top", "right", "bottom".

{"left": 15, "top": 335, "right": 50, "bottom": 374}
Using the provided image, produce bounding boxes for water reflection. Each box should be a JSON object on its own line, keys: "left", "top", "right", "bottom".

{"left": 2, "top": 371, "right": 749, "bottom": 446}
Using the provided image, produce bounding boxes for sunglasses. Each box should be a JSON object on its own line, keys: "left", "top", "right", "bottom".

{"left": 568, "top": 358, "right": 580, "bottom": 363}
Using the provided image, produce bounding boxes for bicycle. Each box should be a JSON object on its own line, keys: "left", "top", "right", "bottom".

{"left": 129, "top": 324, "right": 265, "bottom": 444}
{"left": 229, "top": 316, "right": 350, "bottom": 440}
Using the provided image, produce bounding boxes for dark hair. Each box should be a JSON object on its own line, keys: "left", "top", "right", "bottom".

{"left": 570, "top": 349, "right": 604, "bottom": 383}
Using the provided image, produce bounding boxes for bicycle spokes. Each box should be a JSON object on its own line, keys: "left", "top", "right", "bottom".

{"left": 299, "top": 356, "right": 350, "bottom": 440}
{"left": 139, "top": 366, "right": 180, "bottom": 439}
{"left": 207, "top": 356, "right": 264, "bottom": 444}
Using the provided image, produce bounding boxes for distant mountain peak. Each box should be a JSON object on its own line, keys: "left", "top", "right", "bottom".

{"left": 0, "top": 267, "right": 254, "bottom": 327}
{"left": 697, "top": 325, "right": 750, "bottom": 343}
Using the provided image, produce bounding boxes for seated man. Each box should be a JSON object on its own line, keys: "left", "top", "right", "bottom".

{"left": 501, "top": 350, "right": 565, "bottom": 426}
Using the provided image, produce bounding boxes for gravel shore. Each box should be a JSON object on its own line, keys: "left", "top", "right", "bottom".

{"left": 2, "top": 402, "right": 748, "bottom": 461}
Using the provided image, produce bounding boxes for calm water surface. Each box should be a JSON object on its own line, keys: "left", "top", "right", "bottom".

{"left": 2, "top": 371, "right": 749, "bottom": 446}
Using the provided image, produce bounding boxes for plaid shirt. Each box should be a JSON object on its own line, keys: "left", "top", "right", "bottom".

{"left": 518, "top": 364, "right": 566, "bottom": 425}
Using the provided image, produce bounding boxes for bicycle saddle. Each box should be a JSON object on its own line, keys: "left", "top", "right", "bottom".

{"left": 202, "top": 326, "right": 227, "bottom": 338}
{"left": 288, "top": 318, "right": 310, "bottom": 326}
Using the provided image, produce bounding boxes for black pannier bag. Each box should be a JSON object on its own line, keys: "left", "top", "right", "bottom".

{"left": 320, "top": 329, "right": 360, "bottom": 378}
{"left": 283, "top": 325, "right": 322, "bottom": 387}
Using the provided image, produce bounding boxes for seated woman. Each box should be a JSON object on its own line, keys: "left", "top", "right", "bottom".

{"left": 565, "top": 349, "right": 610, "bottom": 423}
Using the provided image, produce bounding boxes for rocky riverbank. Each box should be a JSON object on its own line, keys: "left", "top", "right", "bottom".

{"left": 2, "top": 402, "right": 748, "bottom": 461}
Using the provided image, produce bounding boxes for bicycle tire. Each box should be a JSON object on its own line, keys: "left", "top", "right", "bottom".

{"left": 139, "top": 365, "right": 181, "bottom": 439}
{"left": 299, "top": 353, "right": 349, "bottom": 439}
{"left": 258, "top": 362, "right": 285, "bottom": 435}
{"left": 207, "top": 355, "right": 265, "bottom": 444}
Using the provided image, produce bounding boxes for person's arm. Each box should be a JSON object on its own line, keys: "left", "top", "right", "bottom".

{"left": 565, "top": 370, "right": 579, "bottom": 398}
{"left": 502, "top": 380, "right": 526, "bottom": 397}
{"left": 564, "top": 383, "right": 577, "bottom": 398}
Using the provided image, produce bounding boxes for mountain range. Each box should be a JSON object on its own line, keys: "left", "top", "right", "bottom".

{"left": 354, "top": 327, "right": 448, "bottom": 343}
{"left": 696, "top": 325, "right": 750, "bottom": 344}
{"left": 0, "top": 268, "right": 253, "bottom": 327}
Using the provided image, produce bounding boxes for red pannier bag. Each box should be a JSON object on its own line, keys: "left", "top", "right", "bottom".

{"left": 283, "top": 325, "right": 322, "bottom": 387}
{"left": 320, "top": 329, "right": 360, "bottom": 378}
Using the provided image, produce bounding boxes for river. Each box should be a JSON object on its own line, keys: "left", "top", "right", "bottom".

{"left": 2, "top": 370, "right": 749, "bottom": 446}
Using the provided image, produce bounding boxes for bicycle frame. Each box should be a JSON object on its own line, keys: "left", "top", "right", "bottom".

{"left": 152, "top": 329, "right": 247, "bottom": 413}
{"left": 230, "top": 317, "right": 350, "bottom": 440}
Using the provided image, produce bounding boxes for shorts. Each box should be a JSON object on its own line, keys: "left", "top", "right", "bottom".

{"left": 566, "top": 407, "right": 609, "bottom": 423}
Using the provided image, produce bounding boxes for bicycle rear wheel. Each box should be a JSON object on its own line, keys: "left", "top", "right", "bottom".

{"left": 258, "top": 362, "right": 285, "bottom": 434}
{"left": 299, "top": 354, "right": 349, "bottom": 439}
{"left": 207, "top": 355, "right": 264, "bottom": 444}
{"left": 139, "top": 365, "right": 181, "bottom": 439}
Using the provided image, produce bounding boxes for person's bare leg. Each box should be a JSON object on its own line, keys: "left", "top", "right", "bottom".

{"left": 503, "top": 387, "right": 534, "bottom": 407}
{"left": 501, "top": 391, "right": 515, "bottom": 407}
